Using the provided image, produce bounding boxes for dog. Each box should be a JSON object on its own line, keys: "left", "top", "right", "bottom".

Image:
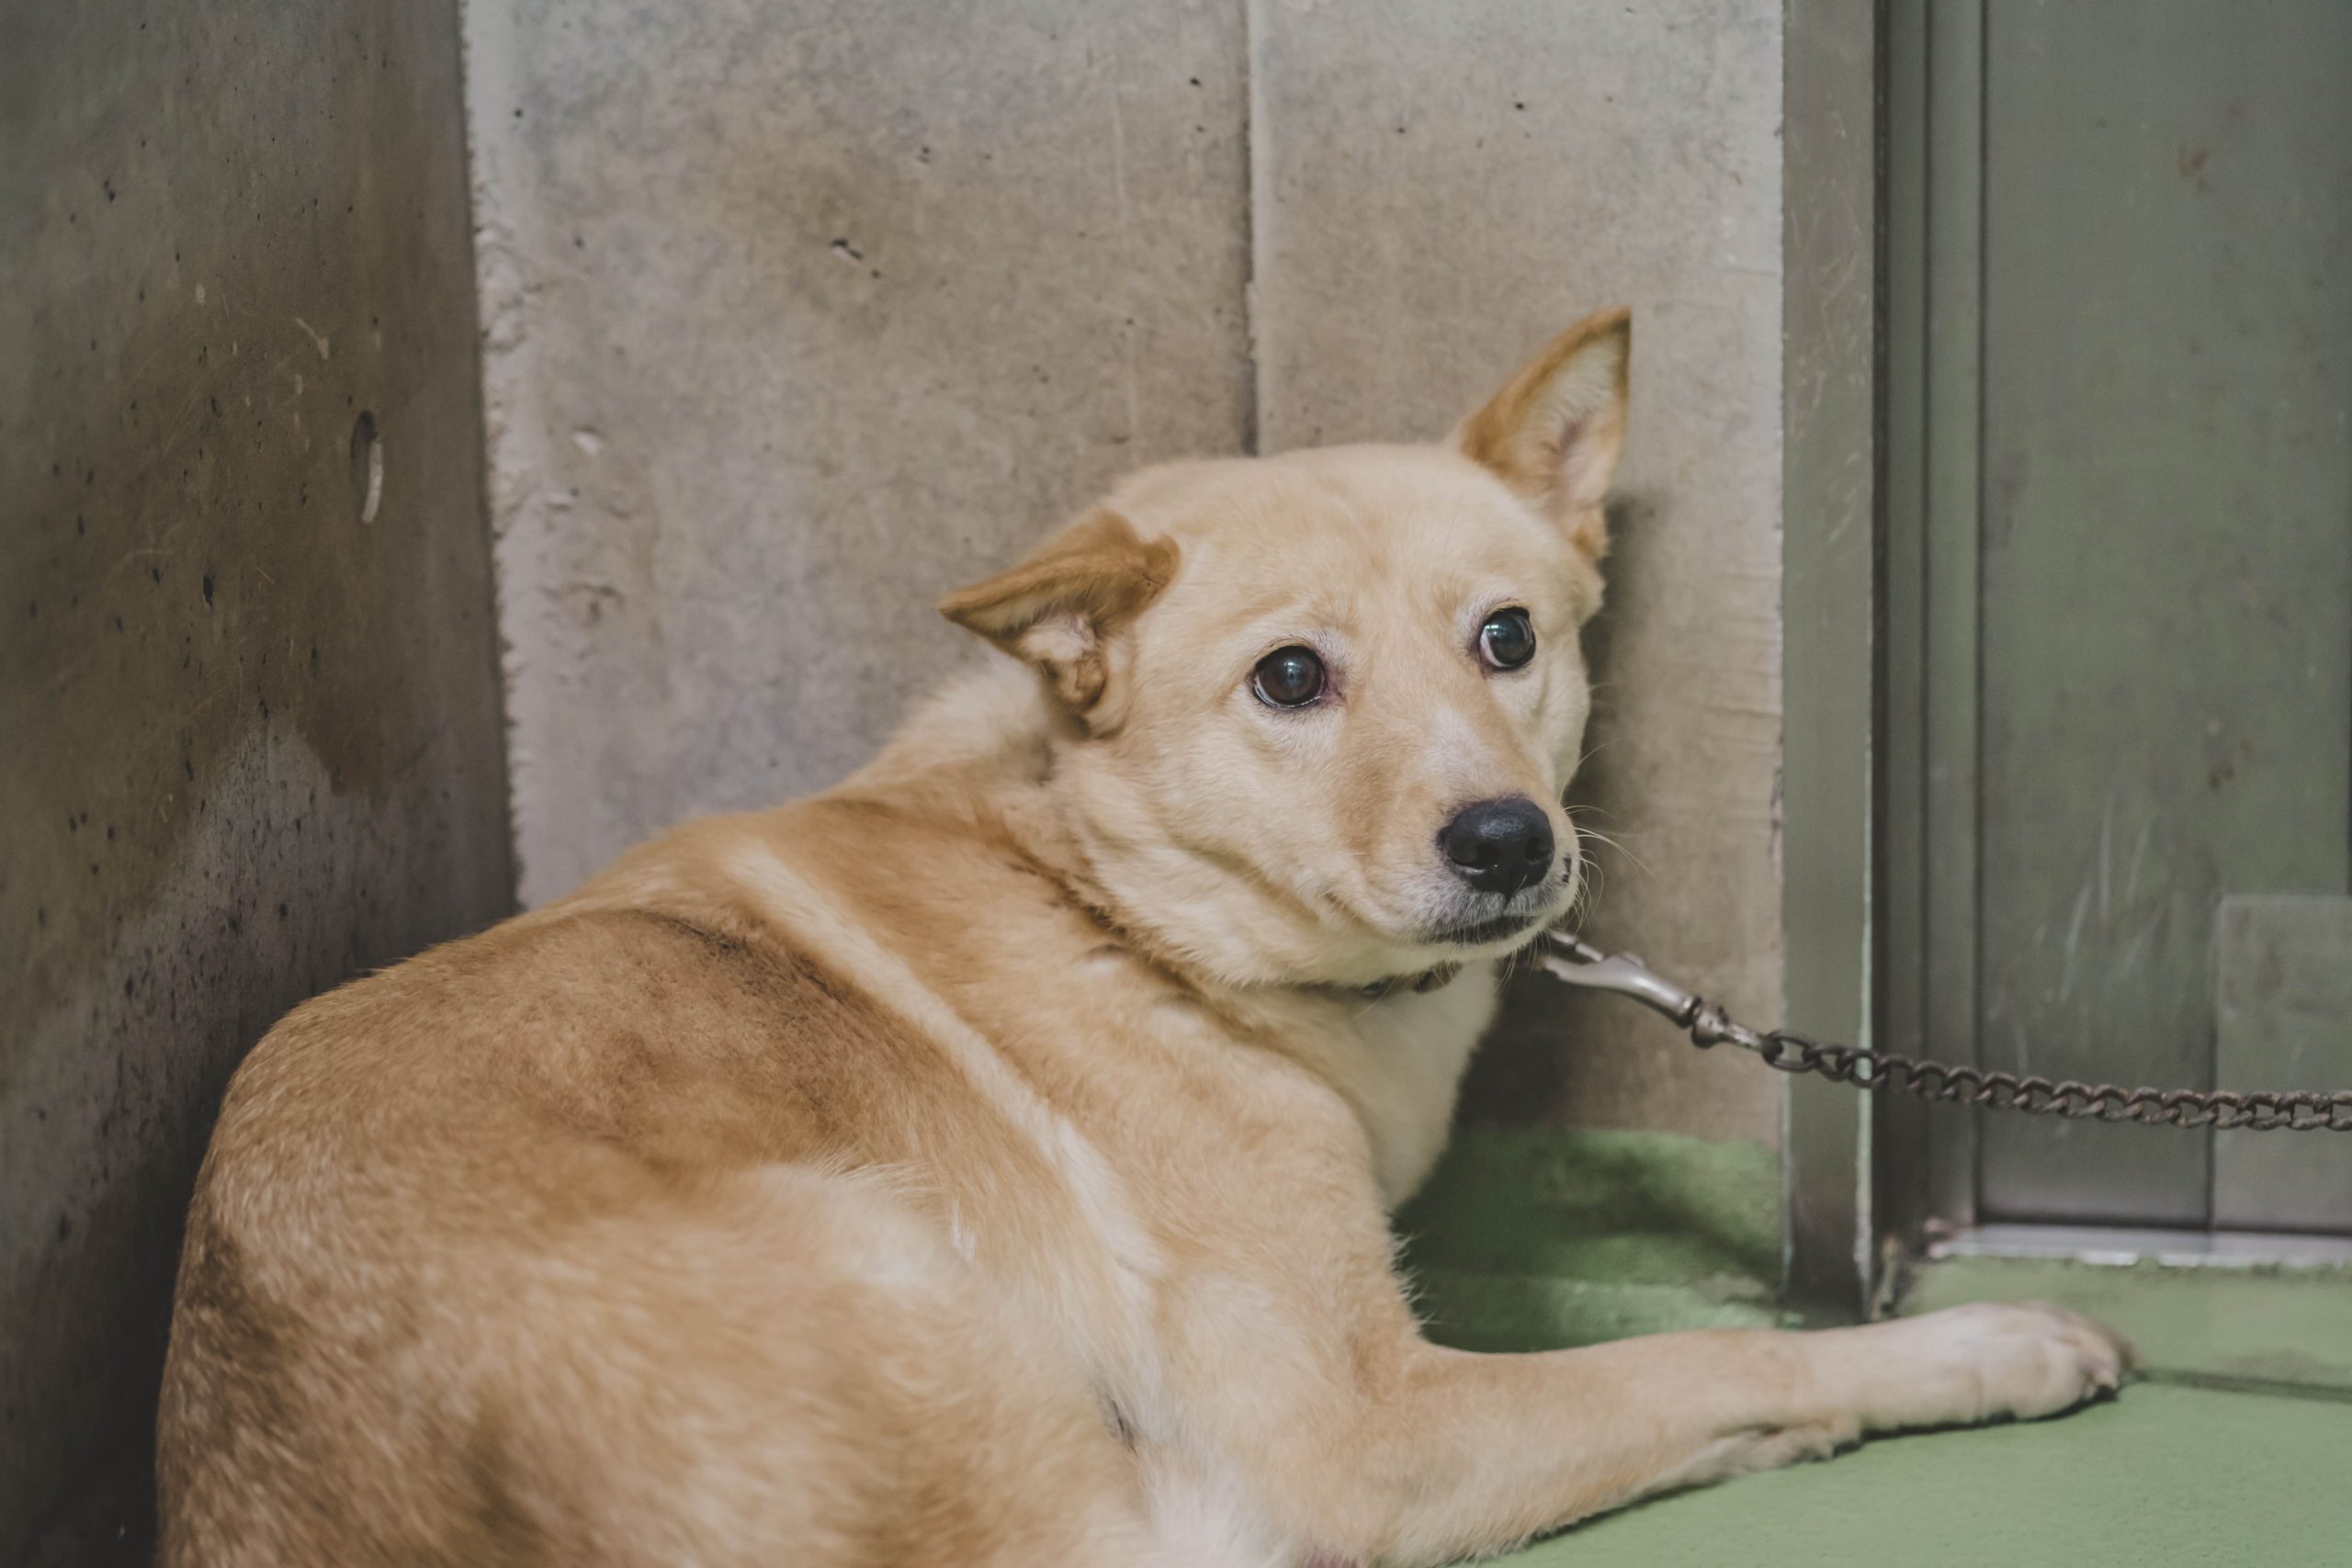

{"left": 158, "top": 307, "right": 2130, "bottom": 1566}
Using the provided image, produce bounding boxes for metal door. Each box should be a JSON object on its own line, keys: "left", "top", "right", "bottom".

{"left": 1884, "top": 0, "right": 2352, "bottom": 1235}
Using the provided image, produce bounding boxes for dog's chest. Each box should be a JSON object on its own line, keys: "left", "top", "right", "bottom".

{"left": 1323, "top": 967, "right": 1501, "bottom": 1206}
{"left": 1095, "top": 958, "right": 1501, "bottom": 1209}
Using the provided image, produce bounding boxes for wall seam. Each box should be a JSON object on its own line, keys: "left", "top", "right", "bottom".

{"left": 1241, "top": 0, "right": 1265, "bottom": 457}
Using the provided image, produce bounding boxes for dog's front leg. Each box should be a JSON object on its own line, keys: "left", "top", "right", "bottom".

{"left": 1194, "top": 1297, "right": 2129, "bottom": 1566}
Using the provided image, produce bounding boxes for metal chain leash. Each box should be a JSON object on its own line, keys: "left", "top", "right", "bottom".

{"left": 1540, "top": 932, "right": 2352, "bottom": 1134}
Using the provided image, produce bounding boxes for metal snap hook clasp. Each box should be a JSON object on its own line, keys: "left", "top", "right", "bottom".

{"left": 1537, "top": 931, "right": 1702, "bottom": 1027}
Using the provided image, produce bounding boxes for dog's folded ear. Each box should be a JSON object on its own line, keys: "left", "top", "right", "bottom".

{"left": 1454, "top": 306, "right": 1631, "bottom": 567}
{"left": 939, "top": 509, "right": 1180, "bottom": 720}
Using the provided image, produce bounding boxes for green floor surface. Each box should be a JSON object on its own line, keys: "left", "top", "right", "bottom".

{"left": 1395, "top": 1127, "right": 1792, "bottom": 1351}
{"left": 1400, "top": 1130, "right": 2352, "bottom": 1567}
{"left": 1499, "top": 1382, "right": 2352, "bottom": 1567}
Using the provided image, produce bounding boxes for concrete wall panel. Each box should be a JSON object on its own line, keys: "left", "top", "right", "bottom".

{"left": 1251, "top": 0, "right": 1785, "bottom": 1142}
{"left": 0, "top": 1, "right": 513, "bottom": 1554}
{"left": 468, "top": 0, "right": 1256, "bottom": 905}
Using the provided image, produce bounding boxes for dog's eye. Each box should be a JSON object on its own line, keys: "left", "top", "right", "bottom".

{"left": 1251, "top": 646, "right": 1327, "bottom": 708}
{"left": 1477, "top": 608, "right": 1537, "bottom": 671}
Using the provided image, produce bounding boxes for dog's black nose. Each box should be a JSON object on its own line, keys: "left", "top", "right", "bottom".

{"left": 1438, "top": 797, "right": 1556, "bottom": 897}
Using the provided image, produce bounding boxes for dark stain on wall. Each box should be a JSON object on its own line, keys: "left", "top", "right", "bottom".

{"left": 0, "top": 1, "right": 514, "bottom": 1557}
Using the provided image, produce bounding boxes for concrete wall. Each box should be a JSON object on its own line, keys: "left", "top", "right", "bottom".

{"left": 0, "top": 2, "right": 514, "bottom": 1557}
{"left": 467, "top": 0, "right": 1255, "bottom": 905}
{"left": 470, "top": 0, "right": 1783, "bottom": 1141}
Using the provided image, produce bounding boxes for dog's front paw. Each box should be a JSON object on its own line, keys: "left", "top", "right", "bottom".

{"left": 1864, "top": 1301, "right": 2136, "bottom": 1430}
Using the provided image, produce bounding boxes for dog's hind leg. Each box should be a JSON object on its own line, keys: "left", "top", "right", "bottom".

{"left": 167, "top": 1162, "right": 1191, "bottom": 1568}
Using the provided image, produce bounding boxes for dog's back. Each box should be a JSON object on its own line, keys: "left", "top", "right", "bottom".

{"left": 158, "top": 812, "right": 1219, "bottom": 1566}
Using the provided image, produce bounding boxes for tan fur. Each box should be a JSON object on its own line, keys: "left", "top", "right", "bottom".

{"left": 158, "top": 310, "right": 2130, "bottom": 1567}
{"left": 1455, "top": 307, "right": 1630, "bottom": 576}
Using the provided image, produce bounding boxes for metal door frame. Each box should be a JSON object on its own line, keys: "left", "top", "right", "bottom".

{"left": 1781, "top": 0, "right": 1885, "bottom": 1319}
{"left": 1786, "top": 1, "right": 2352, "bottom": 1310}
{"left": 1871, "top": 0, "right": 1976, "bottom": 1280}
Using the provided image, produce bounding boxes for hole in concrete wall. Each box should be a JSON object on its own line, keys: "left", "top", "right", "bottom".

{"left": 348, "top": 411, "right": 383, "bottom": 524}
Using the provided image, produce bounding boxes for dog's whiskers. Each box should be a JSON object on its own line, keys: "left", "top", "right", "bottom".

{"left": 1565, "top": 815, "right": 1649, "bottom": 881}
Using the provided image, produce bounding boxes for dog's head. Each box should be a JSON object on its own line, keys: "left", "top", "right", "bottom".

{"left": 943, "top": 309, "right": 1630, "bottom": 987}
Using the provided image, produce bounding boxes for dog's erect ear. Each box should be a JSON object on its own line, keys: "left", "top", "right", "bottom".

{"left": 939, "top": 509, "right": 1180, "bottom": 718}
{"left": 1454, "top": 307, "right": 1631, "bottom": 565}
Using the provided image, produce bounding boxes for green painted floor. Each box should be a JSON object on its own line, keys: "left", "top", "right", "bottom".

{"left": 1395, "top": 1131, "right": 2352, "bottom": 1567}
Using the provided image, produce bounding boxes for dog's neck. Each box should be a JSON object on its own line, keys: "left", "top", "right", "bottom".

{"left": 1353, "top": 963, "right": 1464, "bottom": 998}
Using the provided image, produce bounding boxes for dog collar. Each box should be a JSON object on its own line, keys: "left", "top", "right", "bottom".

{"left": 1357, "top": 963, "right": 1462, "bottom": 1000}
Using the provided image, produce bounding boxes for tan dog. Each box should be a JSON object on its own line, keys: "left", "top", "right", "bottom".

{"left": 158, "top": 309, "right": 2129, "bottom": 1567}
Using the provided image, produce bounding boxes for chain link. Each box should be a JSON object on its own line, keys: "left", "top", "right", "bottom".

{"left": 1739, "top": 1026, "right": 2352, "bottom": 1132}
{"left": 1541, "top": 934, "right": 2352, "bottom": 1133}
